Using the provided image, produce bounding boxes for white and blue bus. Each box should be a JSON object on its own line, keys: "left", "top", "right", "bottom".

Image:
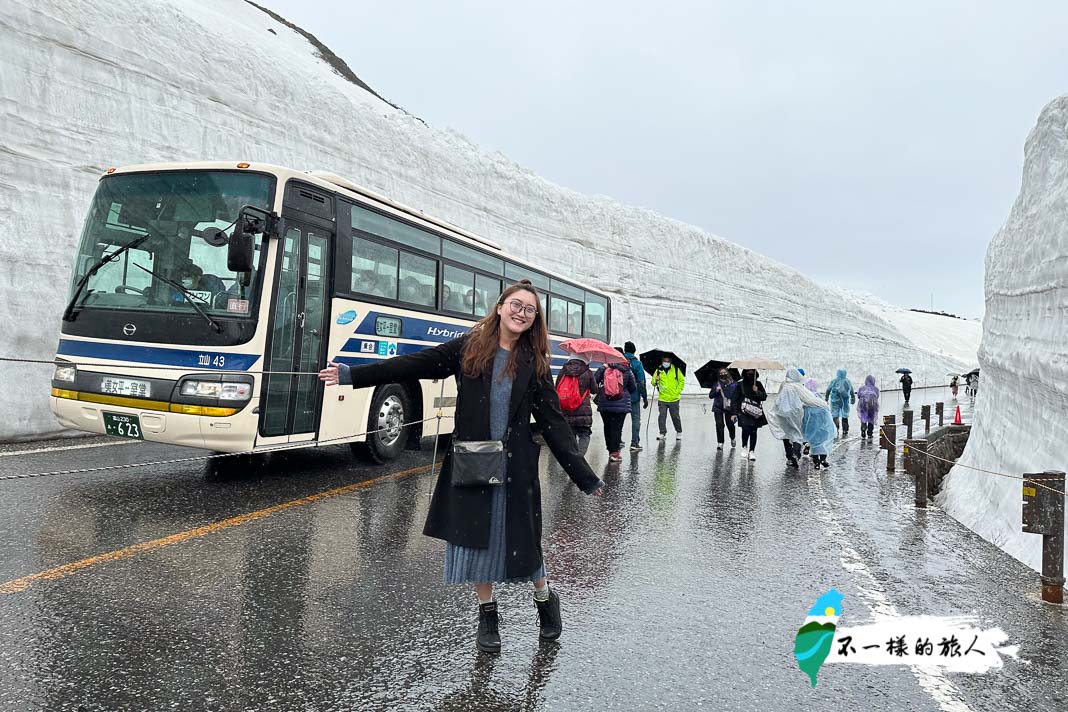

{"left": 51, "top": 162, "right": 612, "bottom": 461}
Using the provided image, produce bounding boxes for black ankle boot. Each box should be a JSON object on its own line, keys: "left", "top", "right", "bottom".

{"left": 534, "top": 589, "right": 562, "bottom": 640}
{"left": 477, "top": 601, "right": 501, "bottom": 653}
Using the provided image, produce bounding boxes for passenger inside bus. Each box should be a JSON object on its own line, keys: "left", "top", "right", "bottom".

{"left": 444, "top": 285, "right": 466, "bottom": 312}
{"left": 568, "top": 313, "right": 581, "bottom": 334}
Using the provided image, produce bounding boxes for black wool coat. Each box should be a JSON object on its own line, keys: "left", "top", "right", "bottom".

{"left": 346, "top": 336, "right": 602, "bottom": 578}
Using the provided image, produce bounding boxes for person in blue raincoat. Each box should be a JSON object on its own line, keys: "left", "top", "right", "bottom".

{"left": 766, "top": 368, "right": 830, "bottom": 468}
{"left": 804, "top": 378, "right": 836, "bottom": 469}
{"left": 825, "top": 369, "right": 855, "bottom": 437}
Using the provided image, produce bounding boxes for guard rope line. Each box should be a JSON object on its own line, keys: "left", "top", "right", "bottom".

{"left": 0, "top": 414, "right": 452, "bottom": 482}
{"left": 2, "top": 355, "right": 356, "bottom": 377}
{"left": 878, "top": 427, "right": 1066, "bottom": 497}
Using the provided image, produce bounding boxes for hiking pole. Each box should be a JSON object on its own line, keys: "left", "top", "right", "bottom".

{"left": 646, "top": 385, "right": 659, "bottom": 442}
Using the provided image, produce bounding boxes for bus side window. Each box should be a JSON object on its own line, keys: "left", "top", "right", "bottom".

{"left": 474, "top": 274, "right": 500, "bottom": 317}
{"left": 399, "top": 251, "right": 436, "bottom": 307}
{"left": 352, "top": 236, "right": 398, "bottom": 300}
{"left": 584, "top": 292, "right": 608, "bottom": 340}
{"left": 567, "top": 301, "right": 582, "bottom": 335}
{"left": 443, "top": 265, "right": 474, "bottom": 314}
{"left": 549, "top": 295, "right": 568, "bottom": 333}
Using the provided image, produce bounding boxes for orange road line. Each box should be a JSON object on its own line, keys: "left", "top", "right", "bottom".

{"left": 0, "top": 462, "right": 435, "bottom": 595}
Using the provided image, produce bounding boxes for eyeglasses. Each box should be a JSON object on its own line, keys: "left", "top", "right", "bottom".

{"left": 505, "top": 299, "right": 538, "bottom": 318}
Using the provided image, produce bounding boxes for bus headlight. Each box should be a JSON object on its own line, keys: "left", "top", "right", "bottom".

{"left": 180, "top": 381, "right": 252, "bottom": 401}
{"left": 53, "top": 364, "right": 77, "bottom": 383}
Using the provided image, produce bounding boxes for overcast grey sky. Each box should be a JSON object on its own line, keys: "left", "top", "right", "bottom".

{"left": 262, "top": 0, "right": 1068, "bottom": 318}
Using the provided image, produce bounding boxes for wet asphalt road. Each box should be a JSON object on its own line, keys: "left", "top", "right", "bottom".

{"left": 0, "top": 390, "right": 1064, "bottom": 711}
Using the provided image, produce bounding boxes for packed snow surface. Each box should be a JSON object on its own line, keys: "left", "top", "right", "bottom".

{"left": 0, "top": 0, "right": 980, "bottom": 439}
{"left": 937, "top": 97, "right": 1068, "bottom": 572}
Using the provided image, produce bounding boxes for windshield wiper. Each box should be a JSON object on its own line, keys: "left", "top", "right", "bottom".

{"left": 132, "top": 263, "right": 223, "bottom": 333}
{"left": 62, "top": 233, "right": 150, "bottom": 322}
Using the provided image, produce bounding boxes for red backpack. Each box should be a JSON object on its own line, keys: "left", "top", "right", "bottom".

{"left": 603, "top": 367, "right": 625, "bottom": 400}
{"left": 557, "top": 374, "right": 589, "bottom": 412}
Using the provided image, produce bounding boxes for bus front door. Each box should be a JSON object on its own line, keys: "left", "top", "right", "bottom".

{"left": 259, "top": 224, "right": 332, "bottom": 441}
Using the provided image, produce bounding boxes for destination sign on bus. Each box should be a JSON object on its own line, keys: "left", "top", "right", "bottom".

{"left": 375, "top": 316, "right": 402, "bottom": 338}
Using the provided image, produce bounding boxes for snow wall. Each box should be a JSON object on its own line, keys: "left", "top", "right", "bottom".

{"left": 0, "top": 0, "right": 979, "bottom": 440}
{"left": 938, "top": 97, "right": 1068, "bottom": 572}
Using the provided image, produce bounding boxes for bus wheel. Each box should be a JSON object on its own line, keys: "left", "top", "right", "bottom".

{"left": 356, "top": 384, "right": 410, "bottom": 464}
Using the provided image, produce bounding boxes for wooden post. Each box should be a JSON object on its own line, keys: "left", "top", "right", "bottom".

{"left": 921, "top": 404, "right": 931, "bottom": 434}
{"left": 879, "top": 414, "right": 895, "bottom": 451}
{"left": 885, "top": 421, "right": 897, "bottom": 472}
{"left": 1023, "top": 471, "right": 1065, "bottom": 604}
{"left": 902, "top": 409, "right": 914, "bottom": 439}
{"left": 905, "top": 438, "right": 927, "bottom": 507}
{"left": 935, "top": 401, "right": 944, "bottom": 426}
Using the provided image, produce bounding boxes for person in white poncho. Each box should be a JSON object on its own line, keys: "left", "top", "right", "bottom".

{"left": 766, "top": 368, "right": 832, "bottom": 468}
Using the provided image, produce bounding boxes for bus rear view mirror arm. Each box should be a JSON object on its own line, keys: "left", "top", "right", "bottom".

{"left": 228, "top": 206, "right": 279, "bottom": 274}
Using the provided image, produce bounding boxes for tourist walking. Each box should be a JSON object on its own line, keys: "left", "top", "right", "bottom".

{"left": 623, "top": 341, "right": 649, "bottom": 451}
{"left": 709, "top": 368, "right": 737, "bottom": 450}
{"left": 856, "top": 375, "right": 880, "bottom": 439}
{"left": 825, "top": 369, "right": 855, "bottom": 437}
{"left": 900, "top": 372, "right": 914, "bottom": 406}
{"left": 766, "top": 368, "right": 827, "bottom": 468}
{"left": 949, "top": 374, "right": 959, "bottom": 399}
{"left": 731, "top": 369, "right": 767, "bottom": 462}
{"left": 555, "top": 354, "right": 596, "bottom": 455}
{"left": 595, "top": 359, "right": 637, "bottom": 462}
{"left": 802, "top": 377, "right": 836, "bottom": 469}
{"left": 653, "top": 356, "right": 686, "bottom": 441}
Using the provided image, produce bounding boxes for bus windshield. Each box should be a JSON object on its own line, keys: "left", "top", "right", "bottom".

{"left": 66, "top": 171, "right": 274, "bottom": 319}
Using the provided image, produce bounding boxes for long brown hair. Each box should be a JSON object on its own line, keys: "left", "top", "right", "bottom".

{"left": 461, "top": 280, "right": 551, "bottom": 380}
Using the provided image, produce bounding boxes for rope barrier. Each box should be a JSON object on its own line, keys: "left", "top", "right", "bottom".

{"left": 0, "top": 415, "right": 452, "bottom": 482}
{"left": 1, "top": 355, "right": 335, "bottom": 377}
{"left": 878, "top": 426, "right": 1066, "bottom": 498}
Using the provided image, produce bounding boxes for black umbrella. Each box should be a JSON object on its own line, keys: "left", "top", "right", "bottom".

{"left": 640, "top": 349, "right": 687, "bottom": 377}
{"left": 966, "top": 368, "right": 980, "bottom": 377}
{"left": 694, "top": 359, "right": 740, "bottom": 388}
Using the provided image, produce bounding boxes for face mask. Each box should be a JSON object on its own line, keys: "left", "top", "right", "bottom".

{"left": 181, "top": 278, "right": 195, "bottom": 288}
{"left": 719, "top": 374, "right": 730, "bottom": 382}
{"left": 661, "top": 362, "right": 671, "bottom": 370}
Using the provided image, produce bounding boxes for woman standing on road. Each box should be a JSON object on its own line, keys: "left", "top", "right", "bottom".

{"left": 731, "top": 369, "right": 767, "bottom": 462}
{"left": 318, "top": 280, "right": 603, "bottom": 655}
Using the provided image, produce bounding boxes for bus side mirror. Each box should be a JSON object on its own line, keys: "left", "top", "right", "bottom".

{"left": 227, "top": 214, "right": 258, "bottom": 273}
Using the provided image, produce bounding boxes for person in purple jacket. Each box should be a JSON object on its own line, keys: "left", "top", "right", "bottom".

{"left": 856, "top": 375, "right": 880, "bottom": 439}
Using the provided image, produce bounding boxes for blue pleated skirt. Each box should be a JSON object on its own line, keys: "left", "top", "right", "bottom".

{"left": 443, "top": 482, "right": 546, "bottom": 584}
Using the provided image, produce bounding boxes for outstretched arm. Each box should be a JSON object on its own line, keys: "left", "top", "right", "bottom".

{"left": 319, "top": 337, "right": 464, "bottom": 389}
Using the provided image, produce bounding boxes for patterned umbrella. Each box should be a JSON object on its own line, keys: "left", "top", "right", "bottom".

{"left": 559, "top": 338, "right": 628, "bottom": 365}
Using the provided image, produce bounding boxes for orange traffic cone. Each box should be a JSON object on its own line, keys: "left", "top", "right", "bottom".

{"left": 953, "top": 405, "right": 962, "bottom": 425}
